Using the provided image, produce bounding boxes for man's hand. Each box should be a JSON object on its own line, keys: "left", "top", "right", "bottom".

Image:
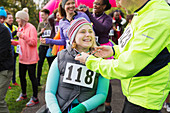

{"left": 75, "top": 52, "right": 90, "bottom": 64}
{"left": 41, "top": 28, "right": 45, "bottom": 34}
{"left": 93, "top": 46, "right": 114, "bottom": 58}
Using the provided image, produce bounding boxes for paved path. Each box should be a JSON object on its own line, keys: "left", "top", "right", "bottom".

{"left": 22, "top": 79, "right": 168, "bottom": 113}
{"left": 21, "top": 85, "right": 46, "bottom": 113}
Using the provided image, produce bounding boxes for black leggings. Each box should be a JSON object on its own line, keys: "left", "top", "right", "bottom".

{"left": 19, "top": 63, "right": 38, "bottom": 98}
{"left": 37, "top": 45, "right": 56, "bottom": 83}
{"left": 122, "top": 98, "right": 161, "bottom": 113}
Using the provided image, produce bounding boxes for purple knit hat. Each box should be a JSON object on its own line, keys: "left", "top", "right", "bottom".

{"left": 67, "top": 17, "right": 92, "bottom": 45}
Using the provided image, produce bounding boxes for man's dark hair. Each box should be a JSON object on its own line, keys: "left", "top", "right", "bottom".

{"left": 40, "top": 9, "right": 50, "bottom": 15}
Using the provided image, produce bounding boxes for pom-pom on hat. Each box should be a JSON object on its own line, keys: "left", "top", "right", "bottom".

{"left": 0, "top": 7, "right": 7, "bottom": 18}
{"left": 15, "top": 8, "right": 29, "bottom": 21}
{"left": 67, "top": 17, "right": 92, "bottom": 45}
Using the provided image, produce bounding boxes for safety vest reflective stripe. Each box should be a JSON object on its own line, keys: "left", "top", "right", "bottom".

{"left": 4, "top": 23, "right": 18, "bottom": 52}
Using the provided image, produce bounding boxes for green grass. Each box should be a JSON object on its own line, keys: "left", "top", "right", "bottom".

{"left": 6, "top": 55, "right": 49, "bottom": 113}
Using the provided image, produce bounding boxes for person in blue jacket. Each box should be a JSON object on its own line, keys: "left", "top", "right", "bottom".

{"left": 45, "top": 17, "right": 109, "bottom": 113}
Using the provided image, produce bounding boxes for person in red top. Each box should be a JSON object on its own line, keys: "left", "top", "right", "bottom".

{"left": 112, "top": 10, "right": 126, "bottom": 44}
{"left": 11, "top": 8, "right": 39, "bottom": 107}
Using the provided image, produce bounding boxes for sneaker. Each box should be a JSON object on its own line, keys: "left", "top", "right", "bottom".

{"left": 105, "top": 105, "right": 113, "bottom": 113}
{"left": 26, "top": 97, "right": 39, "bottom": 107}
{"left": 166, "top": 103, "right": 170, "bottom": 112}
{"left": 16, "top": 93, "right": 27, "bottom": 102}
{"left": 12, "top": 82, "right": 20, "bottom": 86}
{"left": 8, "top": 86, "right": 12, "bottom": 89}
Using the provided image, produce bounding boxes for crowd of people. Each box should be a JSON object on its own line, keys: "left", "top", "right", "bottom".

{"left": 0, "top": 0, "right": 170, "bottom": 113}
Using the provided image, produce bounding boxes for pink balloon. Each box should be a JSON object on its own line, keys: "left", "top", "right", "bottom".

{"left": 40, "top": 0, "right": 116, "bottom": 22}
{"left": 39, "top": 0, "right": 59, "bottom": 22}
{"left": 76, "top": 0, "right": 116, "bottom": 8}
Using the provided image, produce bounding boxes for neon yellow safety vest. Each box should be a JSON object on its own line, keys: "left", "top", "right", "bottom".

{"left": 4, "top": 23, "right": 17, "bottom": 32}
{"left": 4, "top": 23, "right": 18, "bottom": 52}
{"left": 86, "top": 0, "right": 170, "bottom": 110}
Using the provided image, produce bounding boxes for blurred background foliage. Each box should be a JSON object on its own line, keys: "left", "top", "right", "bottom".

{"left": 0, "top": 0, "right": 50, "bottom": 27}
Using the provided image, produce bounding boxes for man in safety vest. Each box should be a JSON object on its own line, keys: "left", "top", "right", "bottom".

{"left": 5, "top": 12, "right": 19, "bottom": 88}
{"left": 75, "top": 0, "right": 170, "bottom": 113}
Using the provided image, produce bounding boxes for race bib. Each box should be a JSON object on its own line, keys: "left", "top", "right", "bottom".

{"left": 118, "top": 25, "right": 133, "bottom": 52}
{"left": 42, "top": 30, "right": 51, "bottom": 37}
{"left": 16, "top": 45, "right": 22, "bottom": 55}
{"left": 63, "top": 62, "right": 96, "bottom": 88}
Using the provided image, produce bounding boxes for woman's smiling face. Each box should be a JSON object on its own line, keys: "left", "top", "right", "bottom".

{"left": 74, "top": 24, "right": 95, "bottom": 50}
{"left": 64, "top": 0, "right": 76, "bottom": 14}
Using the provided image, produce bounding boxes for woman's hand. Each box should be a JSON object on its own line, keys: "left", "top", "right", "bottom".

{"left": 11, "top": 39, "right": 18, "bottom": 46}
{"left": 40, "top": 38, "right": 46, "bottom": 44}
{"left": 11, "top": 39, "right": 15, "bottom": 45}
{"left": 17, "top": 32, "right": 24, "bottom": 39}
{"left": 76, "top": 5, "right": 88, "bottom": 12}
{"left": 75, "top": 52, "right": 90, "bottom": 64}
{"left": 77, "top": 8, "right": 88, "bottom": 12}
{"left": 69, "top": 104, "right": 87, "bottom": 113}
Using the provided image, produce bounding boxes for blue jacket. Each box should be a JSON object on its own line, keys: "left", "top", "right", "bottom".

{"left": 45, "top": 11, "right": 90, "bottom": 46}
